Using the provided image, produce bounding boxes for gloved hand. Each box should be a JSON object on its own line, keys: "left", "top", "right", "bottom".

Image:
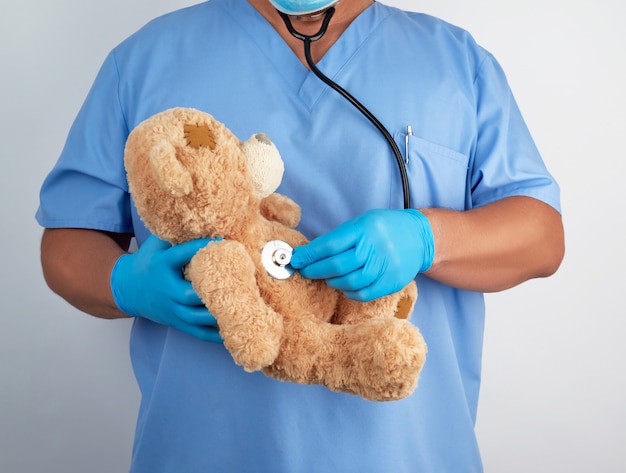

{"left": 290, "top": 209, "right": 435, "bottom": 302}
{"left": 110, "top": 235, "right": 223, "bottom": 343}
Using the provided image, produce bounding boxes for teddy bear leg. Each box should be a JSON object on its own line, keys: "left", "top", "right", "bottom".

{"left": 186, "top": 240, "right": 284, "bottom": 372}
{"left": 331, "top": 280, "right": 418, "bottom": 325}
{"left": 264, "top": 314, "right": 427, "bottom": 401}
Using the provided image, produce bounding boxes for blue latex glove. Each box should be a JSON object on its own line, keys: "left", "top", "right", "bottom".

{"left": 110, "top": 235, "right": 223, "bottom": 343}
{"left": 290, "top": 209, "right": 435, "bottom": 302}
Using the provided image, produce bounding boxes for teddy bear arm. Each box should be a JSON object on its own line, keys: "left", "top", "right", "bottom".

{"left": 187, "top": 240, "right": 284, "bottom": 372}
{"left": 259, "top": 193, "right": 301, "bottom": 229}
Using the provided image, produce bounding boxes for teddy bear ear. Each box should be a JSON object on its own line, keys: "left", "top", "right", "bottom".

{"left": 242, "top": 133, "right": 284, "bottom": 199}
{"left": 149, "top": 139, "right": 194, "bottom": 197}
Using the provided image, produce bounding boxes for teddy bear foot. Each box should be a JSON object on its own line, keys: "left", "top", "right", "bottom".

{"left": 338, "top": 319, "right": 427, "bottom": 402}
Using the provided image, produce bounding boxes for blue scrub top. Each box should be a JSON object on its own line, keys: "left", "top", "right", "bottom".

{"left": 36, "top": 1, "right": 561, "bottom": 471}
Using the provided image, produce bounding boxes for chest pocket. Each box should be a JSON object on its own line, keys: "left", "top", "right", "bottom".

{"left": 403, "top": 135, "right": 470, "bottom": 211}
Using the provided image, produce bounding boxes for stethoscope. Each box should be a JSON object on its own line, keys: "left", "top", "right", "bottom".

{"left": 277, "top": 7, "right": 411, "bottom": 210}
{"left": 263, "top": 6, "right": 412, "bottom": 280}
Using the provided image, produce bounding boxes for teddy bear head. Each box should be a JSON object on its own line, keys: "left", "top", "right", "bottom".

{"left": 124, "top": 108, "right": 285, "bottom": 244}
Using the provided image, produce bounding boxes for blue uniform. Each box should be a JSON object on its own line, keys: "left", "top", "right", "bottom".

{"left": 36, "top": 1, "right": 561, "bottom": 471}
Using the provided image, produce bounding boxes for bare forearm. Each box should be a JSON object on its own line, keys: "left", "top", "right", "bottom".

{"left": 421, "top": 196, "right": 564, "bottom": 292}
{"left": 40, "top": 228, "right": 133, "bottom": 319}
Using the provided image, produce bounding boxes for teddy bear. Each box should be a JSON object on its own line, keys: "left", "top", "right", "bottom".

{"left": 124, "top": 107, "right": 427, "bottom": 401}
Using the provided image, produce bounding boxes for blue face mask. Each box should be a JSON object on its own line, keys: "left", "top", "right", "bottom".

{"left": 268, "top": 0, "right": 339, "bottom": 16}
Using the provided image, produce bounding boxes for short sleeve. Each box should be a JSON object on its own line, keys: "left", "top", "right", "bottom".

{"left": 469, "top": 54, "right": 561, "bottom": 213}
{"left": 35, "top": 50, "right": 133, "bottom": 232}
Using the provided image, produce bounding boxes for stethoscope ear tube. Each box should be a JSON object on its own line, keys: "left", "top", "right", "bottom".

{"left": 278, "top": 9, "right": 411, "bottom": 210}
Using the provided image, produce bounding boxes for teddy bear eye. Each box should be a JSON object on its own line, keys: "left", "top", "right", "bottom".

{"left": 184, "top": 123, "right": 216, "bottom": 150}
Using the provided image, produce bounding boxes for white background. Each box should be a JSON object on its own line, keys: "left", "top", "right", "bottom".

{"left": 1, "top": 1, "right": 624, "bottom": 471}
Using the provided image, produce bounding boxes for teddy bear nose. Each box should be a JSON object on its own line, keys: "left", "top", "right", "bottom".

{"left": 253, "top": 133, "right": 272, "bottom": 145}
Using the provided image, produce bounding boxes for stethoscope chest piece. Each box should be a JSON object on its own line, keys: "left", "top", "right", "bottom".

{"left": 261, "top": 240, "right": 295, "bottom": 279}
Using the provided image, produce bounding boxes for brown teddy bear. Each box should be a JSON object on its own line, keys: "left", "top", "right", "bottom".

{"left": 124, "top": 107, "right": 427, "bottom": 401}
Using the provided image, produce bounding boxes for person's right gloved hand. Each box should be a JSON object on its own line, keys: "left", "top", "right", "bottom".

{"left": 110, "top": 235, "right": 223, "bottom": 343}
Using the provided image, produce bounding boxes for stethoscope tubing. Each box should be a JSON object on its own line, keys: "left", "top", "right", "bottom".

{"left": 278, "top": 8, "right": 411, "bottom": 209}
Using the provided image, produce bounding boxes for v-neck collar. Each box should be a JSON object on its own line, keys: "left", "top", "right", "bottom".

{"left": 222, "top": 0, "right": 392, "bottom": 109}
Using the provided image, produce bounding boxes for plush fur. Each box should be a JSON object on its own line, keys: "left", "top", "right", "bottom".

{"left": 124, "top": 107, "right": 427, "bottom": 401}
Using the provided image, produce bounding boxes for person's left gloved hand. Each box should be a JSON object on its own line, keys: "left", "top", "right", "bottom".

{"left": 290, "top": 209, "right": 435, "bottom": 302}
